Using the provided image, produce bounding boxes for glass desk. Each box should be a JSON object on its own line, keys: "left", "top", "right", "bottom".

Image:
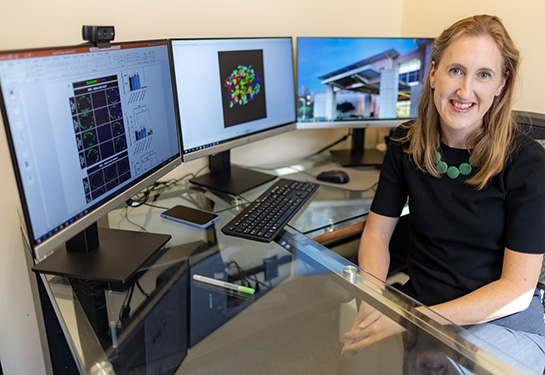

{"left": 238, "top": 154, "right": 380, "bottom": 238}
{"left": 39, "top": 181, "right": 536, "bottom": 375}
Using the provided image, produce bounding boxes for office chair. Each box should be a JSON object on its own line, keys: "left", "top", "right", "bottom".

{"left": 515, "top": 111, "right": 545, "bottom": 286}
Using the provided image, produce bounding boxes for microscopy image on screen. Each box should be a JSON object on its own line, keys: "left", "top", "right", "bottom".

{"left": 218, "top": 49, "right": 267, "bottom": 128}
{"left": 69, "top": 75, "right": 131, "bottom": 203}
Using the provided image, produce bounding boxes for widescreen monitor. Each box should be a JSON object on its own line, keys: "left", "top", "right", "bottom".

{"left": 169, "top": 37, "right": 297, "bottom": 195}
{"left": 0, "top": 40, "right": 181, "bottom": 285}
{"left": 296, "top": 37, "right": 434, "bottom": 166}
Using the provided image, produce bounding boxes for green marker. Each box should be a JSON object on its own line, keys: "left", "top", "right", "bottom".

{"left": 193, "top": 274, "right": 255, "bottom": 295}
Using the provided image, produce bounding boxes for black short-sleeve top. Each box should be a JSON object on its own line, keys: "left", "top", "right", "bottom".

{"left": 371, "top": 124, "right": 545, "bottom": 334}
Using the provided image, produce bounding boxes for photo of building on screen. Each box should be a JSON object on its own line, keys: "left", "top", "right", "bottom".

{"left": 297, "top": 38, "right": 434, "bottom": 123}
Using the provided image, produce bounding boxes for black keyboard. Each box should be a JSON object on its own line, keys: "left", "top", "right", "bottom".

{"left": 221, "top": 178, "right": 319, "bottom": 242}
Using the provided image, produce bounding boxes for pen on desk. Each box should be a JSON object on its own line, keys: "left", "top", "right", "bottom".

{"left": 193, "top": 274, "right": 255, "bottom": 295}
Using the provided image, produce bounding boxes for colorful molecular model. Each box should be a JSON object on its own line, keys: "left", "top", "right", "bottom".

{"left": 224, "top": 65, "right": 261, "bottom": 108}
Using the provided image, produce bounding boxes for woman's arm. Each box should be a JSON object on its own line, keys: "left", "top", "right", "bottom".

{"left": 344, "top": 228, "right": 543, "bottom": 353}
{"left": 427, "top": 248, "right": 543, "bottom": 325}
{"left": 342, "top": 211, "right": 401, "bottom": 353}
{"left": 357, "top": 210, "right": 399, "bottom": 281}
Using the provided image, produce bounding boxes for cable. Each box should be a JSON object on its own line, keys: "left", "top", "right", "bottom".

{"left": 135, "top": 280, "right": 150, "bottom": 298}
{"left": 194, "top": 164, "right": 210, "bottom": 178}
{"left": 143, "top": 202, "right": 171, "bottom": 211}
{"left": 234, "top": 131, "right": 351, "bottom": 173}
{"left": 117, "top": 279, "right": 151, "bottom": 329}
{"left": 118, "top": 285, "right": 135, "bottom": 326}
{"left": 125, "top": 171, "right": 199, "bottom": 209}
{"left": 121, "top": 206, "right": 148, "bottom": 232}
{"left": 310, "top": 130, "right": 351, "bottom": 156}
{"left": 126, "top": 190, "right": 150, "bottom": 207}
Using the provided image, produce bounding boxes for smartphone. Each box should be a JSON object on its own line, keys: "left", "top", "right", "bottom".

{"left": 160, "top": 205, "right": 220, "bottom": 228}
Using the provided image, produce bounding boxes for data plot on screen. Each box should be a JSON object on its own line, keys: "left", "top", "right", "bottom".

{"left": 218, "top": 49, "right": 267, "bottom": 128}
{"left": 126, "top": 103, "right": 158, "bottom": 174}
{"left": 123, "top": 68, "right": 148, "bottom": 105}
{"left": 69, "top": 75, "right": 131, "bottom": 203}
{"left": 130, "top": 105, "right": 153, "bottom": 142}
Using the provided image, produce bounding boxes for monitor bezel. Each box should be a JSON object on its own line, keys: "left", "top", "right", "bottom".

{"left": 0, "top": 39, "right": 182, "bottom": 261}
{"left": 296, "top": 118, "right": 405, "bottom": 130}
{"left": 168, "top": 36, "right": 297, "bottom": 164}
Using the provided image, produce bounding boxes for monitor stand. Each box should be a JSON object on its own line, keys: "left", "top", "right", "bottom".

{"left": 330, "top": 128, "right": 385, "bottom": 167}
{"left": 32, "top": 222, "right": 171, "bottom": 289}
{"left": 190, "top": 150, "right": 275, "bottom": 195}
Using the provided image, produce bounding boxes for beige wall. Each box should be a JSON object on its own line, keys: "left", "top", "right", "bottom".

{"left": 0, "top": 1, "right": 403, "bottom": 374}
{"left": 0, "top": 1, "right": 543, "bottom": 373}
{"left": 401, "top": 0, "right": 545, "bottom": 114}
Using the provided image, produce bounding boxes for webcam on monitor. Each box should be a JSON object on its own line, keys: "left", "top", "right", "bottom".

{"left": 82, "top": 25, "right": 115, "bottom": 47}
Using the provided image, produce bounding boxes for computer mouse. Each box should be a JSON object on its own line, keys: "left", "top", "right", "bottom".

{"left": 316, "top": 170, "right": 350, "bottom": 184}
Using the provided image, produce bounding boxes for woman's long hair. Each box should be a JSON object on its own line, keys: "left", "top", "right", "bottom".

{"left": 401, "top": 14, "right": 520, "bottom": 190}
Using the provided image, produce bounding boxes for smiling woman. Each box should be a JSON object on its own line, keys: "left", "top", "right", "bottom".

{"left": 344, "top": 14, "right": 545, "bottom": 374}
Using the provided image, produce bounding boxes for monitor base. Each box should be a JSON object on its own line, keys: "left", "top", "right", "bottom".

{"left": 190, "top": 166, "right": 275, "bottom": 195}
{"left": 32, "top": 227, "right": 171, "bottom": 289}
{"left": 330, "top": 148, "right": 385, "bottom": 167}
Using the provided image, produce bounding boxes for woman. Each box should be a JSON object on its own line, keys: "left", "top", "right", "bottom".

{"left": 343, "top": 14, "right": 545, "bottom": 372}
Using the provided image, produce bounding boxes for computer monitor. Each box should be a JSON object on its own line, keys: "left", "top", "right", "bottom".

{"left": 169, "top": 37, "right": 297, "bottom": 195}
{"left": 0, "top": 40, "right": 181, "bottom": 286}
{"left": 296, "top": 37, "right": 434, "bottom": 166}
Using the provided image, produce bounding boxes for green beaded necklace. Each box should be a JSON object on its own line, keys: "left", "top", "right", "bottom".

{"left": 434, "top": 151, "right": 473, "bottom": 179}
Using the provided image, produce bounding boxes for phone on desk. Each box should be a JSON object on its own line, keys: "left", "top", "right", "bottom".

{"left": 160, "top": 205, "right": 220, "bottom": 228}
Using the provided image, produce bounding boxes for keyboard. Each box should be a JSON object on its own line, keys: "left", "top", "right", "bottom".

{"left": 221, "top": 178, "right": 319, "bottom": 242}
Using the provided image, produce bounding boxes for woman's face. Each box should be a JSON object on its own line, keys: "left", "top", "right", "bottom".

{"left": 430, "top": 34, "right": 507, "bottom": 146}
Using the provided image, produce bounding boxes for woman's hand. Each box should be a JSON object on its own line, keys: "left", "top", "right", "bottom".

{"left": 342, "top": 301, "right": 405, "bottom": 354}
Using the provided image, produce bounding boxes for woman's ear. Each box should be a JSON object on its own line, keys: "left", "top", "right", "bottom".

{"left": 495, "top": 71, "right": 509, "bottom": 97}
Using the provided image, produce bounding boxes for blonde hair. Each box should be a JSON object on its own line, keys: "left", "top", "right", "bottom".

{"left": 401, "top": 15, "right": 520, "bottom": 190}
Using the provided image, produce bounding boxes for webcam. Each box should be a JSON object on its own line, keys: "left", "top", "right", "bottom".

{"left": 82, "top": 25, "right": 115, "bottom": 48}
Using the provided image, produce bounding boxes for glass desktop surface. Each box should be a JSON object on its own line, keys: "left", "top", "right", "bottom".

{"left": 236, "top": 173, "right": 374, "bottom": 236}
{"left": 40, "top": 183, "right": 536, "bottom": 375}
{"left": 232, "top": 152, "right": 379, "bottom": 237}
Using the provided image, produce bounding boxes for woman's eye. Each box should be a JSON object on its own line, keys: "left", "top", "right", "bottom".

{"left": 449, "top": 67, "right": 462, "bottom": 75}
{"left": 479, "top": 71, "right": 492, "bottom": 79}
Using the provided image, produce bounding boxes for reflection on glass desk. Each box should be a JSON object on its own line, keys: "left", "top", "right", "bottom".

{"left": 41, "top": 184, "right": 536, "bottom": 375}
{"left": 235, "top": 164, "right": 379, "bottom": 237}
